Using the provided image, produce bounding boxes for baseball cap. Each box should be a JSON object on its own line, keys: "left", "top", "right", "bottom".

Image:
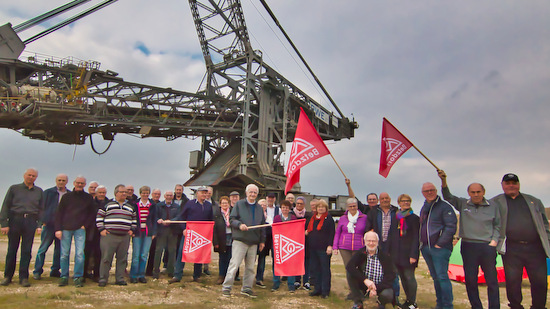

{"left": 502, "top": 173, "right": 519, "bottom": 182}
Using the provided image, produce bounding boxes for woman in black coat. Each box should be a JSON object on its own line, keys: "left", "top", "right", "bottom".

{"left": 391, "top": 194, "right": 420, "bottom": 309}
{"left": 213, "top": 196, "right": 233, "bottom": 284}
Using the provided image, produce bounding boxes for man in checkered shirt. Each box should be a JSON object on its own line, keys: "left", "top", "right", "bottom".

{"left": 346, "top": 231, "right": 396, "bottom": 309}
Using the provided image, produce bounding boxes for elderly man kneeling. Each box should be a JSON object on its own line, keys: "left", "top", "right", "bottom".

{"left": 346, "top": 231, "right": 396, "bottom": 309}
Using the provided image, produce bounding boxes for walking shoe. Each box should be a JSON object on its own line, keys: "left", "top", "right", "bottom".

{"left": 58, "top": 277, "right": 69, "bottom": 287}
{"left": 203, "top": 268, "right": 211, "bottom": 276}
{"left": 98, "top": 282, "right": 106, "bottom": 287}
{"left": 302, "top": 282, "right": 311, "bottom": 290}
{"left": 221, "top": 290, "right": 231, "bottom": 297}
{"left": 270, "top": 284, "right": 280, "bottom": 292}
{"left": 293, "top": 281, "right": 301, "bottom": 290}
{"left": 309, "top": 290, "right": 321, "bottom": 297}
{"left": 20, "top": 278, "right": 31, "bottom": 287}
{"left": 1, "top": 278, "right": 12, "bottom": 286}
{"left": 289, "top": 288, "right": 295, "bottom": 293}
{"left": 216, "top": 276, "right": 224, "bottom": 285}
{"left": 240, "top": 289, "right": 257, "bottom": 298}
{"left": 255, "top": 280, "right": 266, "bottom": 288}
{"left": 138, "top": 277, "right": 148, "bottom": 283}
{"left": 33, "top": 273, "right": 41, "bottom": 280}
{"left": 115, "top": 281, "right": 128, "bottom": 286}
{"left": 405, "top": 301, "right": 418, "bottom": 309}
{"left": 74, "top": 277, "right": 84, "bottom": 288}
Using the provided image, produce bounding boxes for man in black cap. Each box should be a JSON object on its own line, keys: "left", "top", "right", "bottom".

{"left": 490, "top": 173, "right": 550, "bottom": 309}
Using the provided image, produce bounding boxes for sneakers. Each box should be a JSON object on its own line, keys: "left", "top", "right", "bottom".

{"left": 402, "top": 300, "right": 418, "bottom": 309}
{"left": 270, "top": 285, "right": 280, "bottom": 292}
{"left": 33, "top": 273, "right": 41, "bottom": 280}
{"left": 293, "top": 281, "right": 301, "bottom": 290}
{"left": 255, "top": 280, "right": 266, "bottom": 288}
{"left": 240, "top": 290, "right": 257, "bottom": 298}
{"left": 221, "top": 290, "right": 231, "bottom": 297}
{"left": 98, "top": 281, "right": 106, "bottom": 287}
{"left": 216, "top": 276, "right": 224, "bottom": 285}
{"left": 74, "top": 277, "right": 84, "bottom": 288}
{"left": 20, "top": 278, "right": 31, "bottom": 287}
{"left": 130, "top": 278, "right": 138, "bottom": 284}
{"left": 168, "top": 278, "right": 181, "bottom": 284}
{"left": 138, "top": 277, "right": 147, "bottom": 283}
{"left": 1, "top": 278, "right": 11, "bottom": 286}
{"left": 302, "top": 282, "right": 312, "bottom": 290}
{"left": 115, "top": 281, "right": 128, "bottom": 286}
{"left": 59, "top": 277, "right": 69, "bottom": 287}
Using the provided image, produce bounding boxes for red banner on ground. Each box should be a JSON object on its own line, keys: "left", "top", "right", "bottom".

{"left": 182, "top": 221, "right": 214, "bottom": 264}
{"left": 285, "top": 108, "right": 330, "bottom": 194}
{"left": 379, "top": 117, "right": 413, "bottom": 178}
{"left": 272, "top": 219, "right": 306, "bottom": 276}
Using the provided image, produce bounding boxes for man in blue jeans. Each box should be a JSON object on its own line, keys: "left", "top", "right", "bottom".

{"left": 33, "top": 174, "right": 69, "bottom": 280}
{"left": 419, "top": 182, "right": 457, "bottom": 309}
{"left": 55, "top": 176, "right": 95, "bottom": 287}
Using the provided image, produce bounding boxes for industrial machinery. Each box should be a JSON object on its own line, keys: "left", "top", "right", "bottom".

{"left": 0, "top": 0, "right": 357, "bottom": 194}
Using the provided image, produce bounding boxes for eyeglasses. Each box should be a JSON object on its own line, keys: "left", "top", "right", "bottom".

{"left": 399, "top": 200, "right": 411, "bottom": 203}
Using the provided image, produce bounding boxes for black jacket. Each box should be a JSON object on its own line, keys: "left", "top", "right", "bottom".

{"left": 346, "top": 247, "right": 396, "bottom": 293}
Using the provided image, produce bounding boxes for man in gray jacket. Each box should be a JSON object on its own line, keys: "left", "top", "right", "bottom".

{"left": 490, "top": 173, "right": 550, "bottom": 309}
{"left": 221, "top": 184, "right": 266, "bottom": 298}
{"left": 438, "top": 170, "right": 500, "bottom": 309}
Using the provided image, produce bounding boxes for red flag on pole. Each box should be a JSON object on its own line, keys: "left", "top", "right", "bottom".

{"left": 272, "top": 219, "right": 306, "bottom": 276}
{"left": 379, "top": 117, "right": 414, "bottom": 178}
{"left": 285, "top": 108, "right": 331, "bottom": 194}
{"left": 182, "top": 221, "right": 214, "bottom": 264}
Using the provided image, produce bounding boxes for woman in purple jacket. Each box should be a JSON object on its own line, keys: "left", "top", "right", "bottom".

{"left": 333, "top": 197, "right": 369, "bottom": 298}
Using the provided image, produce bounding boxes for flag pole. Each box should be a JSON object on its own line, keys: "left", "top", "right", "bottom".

{"left": 411, "top": 145, "right": 440, "bottom": 171}
{"left": 247, "top": 223, "right": 271, "bottom": 229}
{"left": 384, "top": 117, "right": 440, "bottom": 171}
{"left": 329, "top": 153, "right": 348, "bottom": 179}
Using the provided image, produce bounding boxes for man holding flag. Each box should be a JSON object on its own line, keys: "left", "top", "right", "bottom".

{"left": 221, "top": 184, "right": 266, "bottom": 298}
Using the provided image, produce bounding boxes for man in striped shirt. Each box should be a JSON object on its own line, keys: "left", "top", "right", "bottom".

{"left": 96, "top": 184, "right": 137, "bottom": 287}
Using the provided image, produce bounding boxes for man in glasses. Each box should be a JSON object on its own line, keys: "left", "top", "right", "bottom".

{"left": 419, "top": 182, "right": 457, "bottom": 309}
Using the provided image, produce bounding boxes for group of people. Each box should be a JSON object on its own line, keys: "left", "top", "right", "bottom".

{"left": 1, "top": 168, "right": 549, "bottom": 309}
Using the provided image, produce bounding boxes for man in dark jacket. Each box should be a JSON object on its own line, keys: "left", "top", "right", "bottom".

{"left": 151, "top": 191, "right": 181, "bottom": 279}
{"left": 55, "top": 176, "right": 95, "bottom": 287}
{"left": 347, "top": 231, "right": 396, "bottom": 309}
{"left": 490, "top": 173, "right": 550, "bottom": 309}
{"left": 33, "top": 173, "right": 69, "bottom": 280}
{"left": 419, "top": 182, "right": 457, "bottom": 309}
{"left": 0, "top": 168, "right": 44, "bottom": 287}
{"left": 221, "top": 184, "right": 266, "bottom": 298}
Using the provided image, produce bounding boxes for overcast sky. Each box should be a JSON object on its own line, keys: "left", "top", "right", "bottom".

{"left": 2, "top": 0, "right": 550, "bottom": 212}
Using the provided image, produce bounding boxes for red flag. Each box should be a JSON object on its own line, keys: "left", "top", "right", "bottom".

{"left": 379, "top": 118, "right": 414, "bottom": 178}
{"left": 285, "top": 108, "right": 331, "bottom": 194}
{"left": 182, "top": 221, "right": 214, "bottom": 264}
{"left": 272, "top": 219, "right": 306, "bottom": 276}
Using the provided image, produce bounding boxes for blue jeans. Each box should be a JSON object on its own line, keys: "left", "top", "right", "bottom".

{"left": 421, "top": 246, "right": 453, "bottom": 309}
{"left": 60, "top": 228, "right": 86, "bottom": 279}
{"left": 173, "top": 236, "right": 186, "bottom": 280}
{"left": 33, "top": 224, "right": 61, "bottom": 275}
{"left": 309, "top": 249, "right": 331, "bottom": 296}
{"left": 130, "top": 235, "right": 152, "bottom": 279}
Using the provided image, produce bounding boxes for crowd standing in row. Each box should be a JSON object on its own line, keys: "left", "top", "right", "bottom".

{"left": 1, "top": 168, "right": 549, "bottom": 309}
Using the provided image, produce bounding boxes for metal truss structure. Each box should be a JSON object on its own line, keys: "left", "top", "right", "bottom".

{"left": 0, "top": 0, "right": 357, "bottom": 193}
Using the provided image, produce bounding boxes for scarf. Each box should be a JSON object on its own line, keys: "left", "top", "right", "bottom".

{"left": 347, "top": 211, "right": 359, "bottom": 233}
{"left": 294, "top": 208, "right": 306, "bottom": 218}
{"left": 221, "top": 207, "right": 230, "bottom": 227}
{"left": 396, "top": 209, "right": 413, "bottom": 237}
{"left": 307, "top": 212, "right": 328, "bottom": 233}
